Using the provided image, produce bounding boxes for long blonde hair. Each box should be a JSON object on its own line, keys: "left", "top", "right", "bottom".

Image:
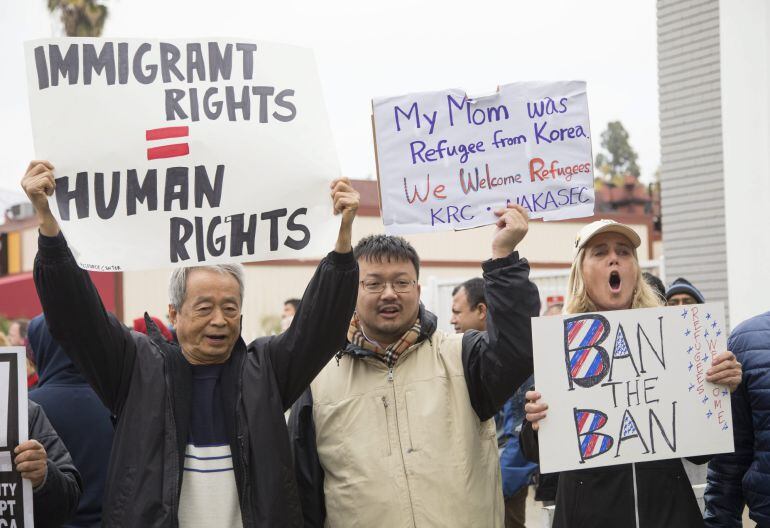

{"left": 565, "top": 246, "right": 662, "bottom": 314}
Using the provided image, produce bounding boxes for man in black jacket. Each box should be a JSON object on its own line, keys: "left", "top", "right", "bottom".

{"left": 15, "top": 400, "right": 82, "bottom": 528}
{"left": 22, "top": 160, "right": 360, "bottom": 528}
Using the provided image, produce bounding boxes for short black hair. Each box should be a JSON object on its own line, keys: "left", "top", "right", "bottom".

{"left": 453, "top": 278, "right": 486, "bottom": 308}
{"left": 642, "top": 272, "right": 666, "bottom": 301}
{"left": 284, "top": 298, "right": 300, "bottom": 310}
{"left": 354, "top": 235, "right": 420, "bottom": 278}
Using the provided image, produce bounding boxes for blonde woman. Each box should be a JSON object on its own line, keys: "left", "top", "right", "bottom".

{"left": 523, "top": 220, "right": 742, "bottom": 528}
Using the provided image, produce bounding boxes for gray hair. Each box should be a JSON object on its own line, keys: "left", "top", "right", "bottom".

{"left": 168, "top": 264, "right": 246, "bottom": 310}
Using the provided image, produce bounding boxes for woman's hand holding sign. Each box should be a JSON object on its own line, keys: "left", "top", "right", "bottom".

{"left": 525, "top": 390, "right": 548, "bottom": 431}
{"left": 706, "top": 350, "right": 742, "bottom": 392}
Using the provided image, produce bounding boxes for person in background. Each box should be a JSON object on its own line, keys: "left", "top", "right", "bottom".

{"left": 523, "top": 219, "right": 742, "bottom": 528}
{"left": 17, "top": 400, "right": 82, "bottom": 528}
{"left": 28, "top": 313, "right": 114, "bottom": 528}
{"left": 642, "top": 271, "right": 666, "bottom": 303}
{"left": 290, "top": 204, "right": 540, "bottom": 527}
{"left": 6, "top": 318, "right": 39, "bottom": 388}
{"left": 703, "top": 310, "right": 768, "bottom": 527}
{"left": 133, "top": 315, "right": 174, "bottom": 342}
{"left": 451, "top": 277, "right": 537, "bottom": 528}
{"left": 665, "top": 277, "right": 705, "bottom": 306}
{"left": 542, "top": 296, "right": 564, "bottom": 317}
{"left": 281, "top": 298, "right": 300, "bottom": 331}
{"left": 8, "top": 319, "right": 29, "bottom": 347}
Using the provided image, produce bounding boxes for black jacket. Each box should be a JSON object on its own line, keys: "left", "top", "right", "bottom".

{"left": 29, "top": 399, "right": 83, "bottom": 528}
{"left": 33, "top": 232, "right": 358, "bottom": 528}
{"left": 29, "top": 313, "right": 115, "bottom": 528}
{"left": 289, "top": 251, "right": 541, "bottom": 527}
{"left": 521, "top": 420, "right": 708, "bottom": 528}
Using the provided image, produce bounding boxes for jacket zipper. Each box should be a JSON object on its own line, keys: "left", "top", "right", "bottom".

{"left": 380, "top": 396, "right": 392, "bottom": 456}
{"left": 632, "top": 462, "right": 640, "bottom": 528}
{"left": 235, "top": 352, "right": 253, "bottom": 527}
{"left": 388, "top": 367, "right": 418, "bottom": 527}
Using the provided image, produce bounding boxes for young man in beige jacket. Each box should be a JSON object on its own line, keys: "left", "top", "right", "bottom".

{"left": 289, "top": 204, "right": 540, "bottom": 527}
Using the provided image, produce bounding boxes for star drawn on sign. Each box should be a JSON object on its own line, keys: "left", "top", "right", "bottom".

{"left": 706, "top": 313, "right": 712, "bottom": 320}
{"left": 722, "top": 389, "right": 729, "bottom": 397}
{"left": 705, "top": 330, "right": 710, "bottom": 338}
{"left": 717, "top": 330, "right": 722, "bottom": 337}
{"left": 685, "top": 329, "right": 691, "bottom": 336}
{"left": 681, "top": 309, "right": 689, "bottom": 318}
{"left": 688, "top": 383, "right": 695, "bottom": 392}
{"left": 687, "top": 346, "right": 694, "bottom": 354}
{"left": 703, "top": 354, "right": 710, "bottom": 364}
{"left": 707, "top": 410, "right": 713, "bottom": 419}
{"left": 688, "top": 362, "right": 694, "bottom": 371}
{"left": 711, "top": 321, "right": 718, "bottom": 329}
{"left": 722, "top": 423, "right": 729, "bottom": 431}
{"left": 702, "top": 395, "right": 709, "bottom": 404}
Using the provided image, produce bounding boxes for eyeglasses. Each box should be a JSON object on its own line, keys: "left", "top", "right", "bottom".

{"left": 360, "top": 279, "right": 417, "bottom": 294}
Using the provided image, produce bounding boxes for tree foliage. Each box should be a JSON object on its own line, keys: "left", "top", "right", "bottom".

{"left": 47, "top": 0, "right": 108, "bottom": 37}
{"left": 594, "top": 121, "right": 640, "bottom": 184}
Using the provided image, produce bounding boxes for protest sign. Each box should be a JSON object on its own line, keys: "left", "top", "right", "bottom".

{"left": 372, "top": 82, "right": 594, "bottom": 235}
{"left": 0, "top": 348, "right": 33, "bottom": 528}
{"left": 25, "top": 38, "right": 341, "bottom": 271}
{"left": 532, "top": 303, "right": 734, "bottom": 473}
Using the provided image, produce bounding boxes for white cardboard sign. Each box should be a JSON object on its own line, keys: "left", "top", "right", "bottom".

{"left": 0, "top": 348, "right": 33, "bottom": 527}
{"left": 372, "top": 81, "right": 594, "bottom": 235}
{"left": 532, "top": 303, "right": 734, "bottom": 473}
{"left": 25, "top": 38, "right": 341, "bottom": 271}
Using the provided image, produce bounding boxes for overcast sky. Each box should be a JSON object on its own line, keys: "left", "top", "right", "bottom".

{"left": 0, "top": 0, "right": 659, "bottom": 194}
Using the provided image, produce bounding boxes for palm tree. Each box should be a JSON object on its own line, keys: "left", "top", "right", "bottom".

{"left": 47, "top": 0, "right": 108, "bottom": 37}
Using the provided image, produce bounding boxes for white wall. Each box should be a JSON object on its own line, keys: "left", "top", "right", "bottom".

{"left": 720, "top": 0, "right": 770, "bottom": 327}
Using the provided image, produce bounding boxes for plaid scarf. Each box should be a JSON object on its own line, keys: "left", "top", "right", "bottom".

{"left": 347, "top": 313, "right": 421, "bottom": 368}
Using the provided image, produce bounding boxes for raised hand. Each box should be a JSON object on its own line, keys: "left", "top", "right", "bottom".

{"left": 21, "top": 160, "right": 60, "bottom": 236}
{"left": 330, "top": 178, "right": 360, "bottom": 253}
{"left": 491, "top": 203, "right": 529, "bottom": 259}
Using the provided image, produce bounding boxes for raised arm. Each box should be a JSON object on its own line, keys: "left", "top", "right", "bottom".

{"left": 24, "top": 161, "right": 136, "bottom": 414}
{"left": 462, "top": 204, "right": 541, "bottom": 421}
{"left": 267, "top": 178, "right": 360, "bottom": 409}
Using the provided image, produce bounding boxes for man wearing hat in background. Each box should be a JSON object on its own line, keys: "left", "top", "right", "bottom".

{"left": 666, "top": 277, "right": 706, "bottom": 306}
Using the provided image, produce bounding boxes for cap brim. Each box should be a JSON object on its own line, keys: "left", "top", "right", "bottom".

{"left": 577, "top": 224, "right": 642, "bottom": 255}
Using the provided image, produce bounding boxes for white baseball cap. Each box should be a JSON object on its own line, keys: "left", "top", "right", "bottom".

{"left": 573, "top": 219, "right": 641, "bottom": 258}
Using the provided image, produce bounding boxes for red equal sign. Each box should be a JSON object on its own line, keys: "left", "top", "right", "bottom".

{"left": 145, "top": 126, "right": 190, "bottom": 160}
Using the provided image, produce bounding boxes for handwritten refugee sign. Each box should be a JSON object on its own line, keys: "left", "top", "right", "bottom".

{"left": 372, "top": 82, "right": 594, "bottom": 235}
{"left": 25, "top": 38, "right": 341, "bottom": 271}
{"left": 532, "top": 303, "right": 734, "bottom": 473}
{"left": 0, "top": 348, "right": 33, "bottom": 528}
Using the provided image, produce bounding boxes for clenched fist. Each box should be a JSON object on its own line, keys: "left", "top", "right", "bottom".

{"left": 491, "top": 204, "right": 529, "bottom": 259}
{"left": 21, "top": 160, "right": 60, "bottom": 237}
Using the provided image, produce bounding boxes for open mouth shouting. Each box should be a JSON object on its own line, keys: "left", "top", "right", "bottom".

{"left": 378, "top": 304, "right": 401, "bottom": 320}
{"left": 609, "top": 270, "right": 622, "bottom": 293}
